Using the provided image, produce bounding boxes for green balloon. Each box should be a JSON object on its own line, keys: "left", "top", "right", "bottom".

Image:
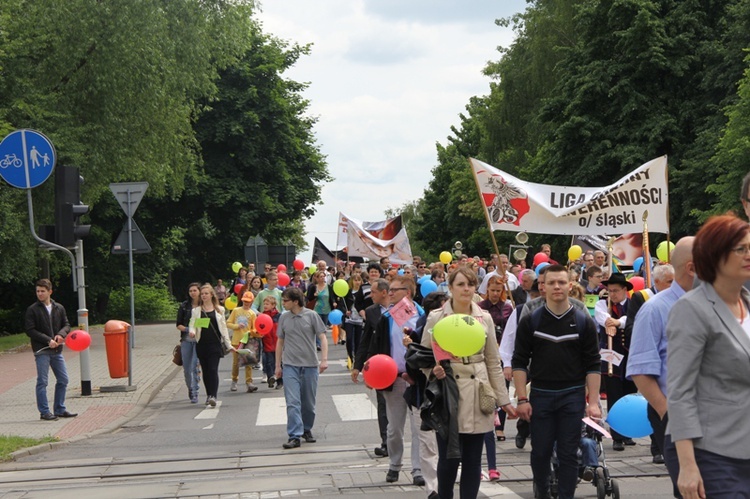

{"left": 432, "top": 314, "right": 486, "bottom": 357}
{"left": 232, "top": 261, "right": 242, "bottom": 273}
{"left": 333, "top": 278, "right": 349, "bottom": 297}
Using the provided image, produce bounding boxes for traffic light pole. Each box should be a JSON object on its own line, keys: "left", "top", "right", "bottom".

{"left": 26, "top": 190, "right": 77, "bottom": 290}
{"left": 27, "top": 190, "right": 92, "bottom": 396}
{"left": 75, "top": 240, "right": 92, "bottom": 396}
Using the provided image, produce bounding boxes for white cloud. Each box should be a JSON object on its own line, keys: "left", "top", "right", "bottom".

{"left": 255, "top": 0, "right": 527, "bottom": 263}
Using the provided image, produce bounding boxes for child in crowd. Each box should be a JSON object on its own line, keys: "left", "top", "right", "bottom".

{"left": 229, "top": 292, "right": 259, "bottom": 393}
{"left": 260, "top": 296, "right": 281, "bottom": 389}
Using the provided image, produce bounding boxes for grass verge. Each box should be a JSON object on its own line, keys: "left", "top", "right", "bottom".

{"left": 0, "top": 435, "right": 57, "bottom": 461}
{"left": 0, "top": 334, "right": 28, "bottom": 353}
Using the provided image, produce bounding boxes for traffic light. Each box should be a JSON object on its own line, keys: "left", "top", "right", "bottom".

{"left": 55, "top": 165, "right": 91, "bottom": 248}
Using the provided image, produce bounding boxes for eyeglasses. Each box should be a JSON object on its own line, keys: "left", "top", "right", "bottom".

{"left": 282, "top": 298, "right": 290, "bottom": 302}
{"left": 418, "top": 265, "right": 426, "bottom": 268}
{"left": 591, "top": 274, "right": 603, "bottom": 279}
{"left": 388, "top": 288, "right": 407, "bottom": 293}
{"left": 731, "top": 245, "right": 750, "bottom": 257}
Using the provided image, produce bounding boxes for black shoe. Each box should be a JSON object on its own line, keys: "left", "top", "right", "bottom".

{"left": 515, "top": 433, "right": 527, "bottom": 449}
{"left": 413, "top": 475, "right": 426, "bottom": 486}
{"left": 40, "top": 413, "right": 58, "bottom": 421}
{"left": 582, "top": 466, "right": 595, "bottom": 482}
{"left": 613, "top": 440, "right": 625, "bottom": 451}
{"left": 282, "top": 438, "right": 300, "bottom": 449}
{"left": 386, "top": 470, "right": 399, "bottom": 483}
{"left": 302, "top": 430, "right": 316, "bottom": 443}
{"left": 623, "top": 438, "right": 636, "bottom": 446}
{"left": 374, "top": 445, "right": 388, "bottom": 457}
{"left": 55, "top": 411, "right": 77, "bottom": 418}
{"left": 653, "top": 454, "right": 665, "bottom": 464}
{"left": 268, "top": 376, "right": 275, "bottom": 389}
{"left": 428, "top": 493, "right": 439, "bottom": 499}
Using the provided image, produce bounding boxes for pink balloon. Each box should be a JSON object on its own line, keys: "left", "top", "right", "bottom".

{"left": 277, "top": 272, "right": 291, "bottom": 287}
{"left": 293, "top": 259, "right": 305, "bottom": 271}
{"left": 255, "top": 314, "right": 273, "bottom": 335}
{"left": 629, "top": 276, "right": 645, "bottom": 293}
{"left": 66, "top": 330, "right": 91, "bottom": 352}
{"left": 277, "top": 264, "right": 287, "bottom": 272}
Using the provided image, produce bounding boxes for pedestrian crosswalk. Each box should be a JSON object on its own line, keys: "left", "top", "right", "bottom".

{"left": 251, "top": 393, "right": 378, "bottom": 426}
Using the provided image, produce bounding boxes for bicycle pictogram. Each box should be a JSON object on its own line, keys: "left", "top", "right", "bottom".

{"left": 0, "top": 153, "right": 22, "bottom": 169}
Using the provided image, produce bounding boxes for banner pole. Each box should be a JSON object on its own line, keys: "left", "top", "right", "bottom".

{"left": 469, "top": 158, "right": 514, "bottom": 305}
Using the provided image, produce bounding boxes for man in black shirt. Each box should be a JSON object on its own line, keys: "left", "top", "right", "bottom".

{"left": 512, "top": 265, "right": 601, "bottom": 499}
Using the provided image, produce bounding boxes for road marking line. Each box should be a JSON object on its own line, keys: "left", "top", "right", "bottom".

{"left": 332, "top": 393, "right": 377, "bottom": 421}
{"left": 202, "top": 423, "right": 214, "bottom": 430}
{"left": 195, "top": 400, "right": 222, "bottom": 419}
{"left": 256, "top": 397, "right": 287, "bottom": 426}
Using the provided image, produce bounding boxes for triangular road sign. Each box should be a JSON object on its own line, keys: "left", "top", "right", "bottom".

{"left": 112, "top": 219, "right": 152, "bottom": 254}
{"left": 109, "top": 182, "right": 149, "bottom": 217}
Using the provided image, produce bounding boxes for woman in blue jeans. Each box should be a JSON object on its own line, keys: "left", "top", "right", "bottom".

{"left": 176, "top": 282, "right": 201, "bottom": 403}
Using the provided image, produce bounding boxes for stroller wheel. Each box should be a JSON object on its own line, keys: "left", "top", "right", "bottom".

{"left": 610, "top": 478, "right": 620, "bottom": 498}
{"left": 595, "top": 467, "right": 606, "bottom": 499}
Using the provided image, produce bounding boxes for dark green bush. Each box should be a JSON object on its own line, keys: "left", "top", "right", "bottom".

{"left": 106, "top": 284, "right": 179, "bottom": 322}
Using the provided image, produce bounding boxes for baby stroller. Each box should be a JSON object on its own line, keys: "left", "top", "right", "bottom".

{"left": 533, "top": 418, "right": 620, "bottom": 499}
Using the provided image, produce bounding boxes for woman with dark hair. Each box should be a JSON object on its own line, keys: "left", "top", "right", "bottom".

{"left": 665, "top": 214, "right": 750, "bottom": 498}
{"left": 421, "top": 267, "right": 516, "bottom": 499}
{"left": 306, "top": 271, "right": 337, "bottom": 325}
{"left": 189, "top": 284, "right": 234, "bottom": 407}
{"left": 176, "top": 282, "right": 202, "bottom": 403}
{"left": 231, "top": 267, "right": 248, "bottom": 292}
{"left": 342, "top": 271, "right": 365, "bottom": 364}
{"left": 248, "top": 275, "right": 264, "bottom": 297}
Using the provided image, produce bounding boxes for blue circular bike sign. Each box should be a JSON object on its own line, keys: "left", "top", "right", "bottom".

{"left": 0, "top": 129, "right": 56, "bottom": 189}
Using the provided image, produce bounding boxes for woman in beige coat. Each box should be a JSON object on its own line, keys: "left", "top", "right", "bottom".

{"left": 421, "top": 267, "right": 516, "bottom": 499}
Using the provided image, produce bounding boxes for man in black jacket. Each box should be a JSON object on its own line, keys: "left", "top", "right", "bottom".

{"left": 25, "top": 279, "right": 77, "bottom": 421}
{"left": 352, "top": 278, "right": 390, "bottom": 456}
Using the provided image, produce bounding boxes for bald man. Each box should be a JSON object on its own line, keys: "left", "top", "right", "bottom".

{"left": 627, "top": 237, "right": 694, "bottom": 477}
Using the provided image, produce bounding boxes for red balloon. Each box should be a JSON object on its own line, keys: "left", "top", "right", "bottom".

{"left": 255, "top": 313, "right": 273, "bottom": 335}
{"left": 66, "top": 330, "right": 91, "bottom": 352}
{"left": 277, "top": 272, "right": 291, "bottom": 287}
{"left": 533, "top": 252, "right": 549, "bottom": 267}
{"left": 234, "top": 283, "right": 243, "bottom": 295}
{"left": 293, "top": 259, "right": 305, "bottom": 271}
{"left": 629, "top": 276, "right": 645, "bottom": 294}
{"left": 363, "top": 354, "right": 398, "bottom": 390}
{"left": 277, "top": 264, "right": 287, "bottom": 272}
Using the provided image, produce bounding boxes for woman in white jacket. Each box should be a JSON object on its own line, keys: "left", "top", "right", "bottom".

{"left": 189, "top": 284, "right": 234, "bottom": 406}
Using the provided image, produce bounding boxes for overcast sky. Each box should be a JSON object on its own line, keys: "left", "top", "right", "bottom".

{"left": 255, "top": 0, "right": 528, "bottom": 263}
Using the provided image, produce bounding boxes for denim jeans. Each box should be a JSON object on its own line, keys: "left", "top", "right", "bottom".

{"left": 262, "top": 351, "right": 276, "bottom": 379}
{"left": 181, "top": 340, "right": 199, "bottom": 397}
{"left": 282, "top": 365, "right": 319, "bottom": 439}
{"left": 580, "top": 437, "right": 598, "bottom": 467}
{"left": 529, "top": 387, "right": 586, "bottom": 499}
{"left": 35, "top": 352, "right": 69, "bottom": 416}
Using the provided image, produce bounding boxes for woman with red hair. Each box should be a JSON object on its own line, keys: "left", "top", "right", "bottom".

{"left": 665, "top": 214, "right": 750, "bottom": 498}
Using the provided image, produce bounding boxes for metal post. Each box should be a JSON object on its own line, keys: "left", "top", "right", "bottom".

{"left": 75, "top": 240, "right": 92, "bottom": 396}
{"left": 26, "top": 190, "right": 77, "bottom": 289}
{"left": 127, "top": 189, "right": 135, "bottom": 386}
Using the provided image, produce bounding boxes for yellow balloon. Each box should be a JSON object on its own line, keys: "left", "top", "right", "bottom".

{"left": 439, "top": 251, "right": 453, "bottom": 265}
{"left": 225, "top": 295, "right": 238, "bottom": 311}
{"left": 568, "top": 245, "right": 583, "bottom": 261}
{"left": 656, "top": 241, "right": 675, "bottom": 262}
{"left": 433, "top": 314, "right": 486, "bottom": 357}
{"left": 333, "top": 279, "right": 349, "bottom": 297}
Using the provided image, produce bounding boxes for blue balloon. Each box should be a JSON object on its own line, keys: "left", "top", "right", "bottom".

{"left": 328, "top": 309, "right": 344, "bottom": 326}
{"left": 420, "top": 279, "right": 438, "bottom": 296}
{"left": 418, "top": 275, "right": 431, "bottom": 284}
{"left": 633, "top": 257, "right": 644, "bottom": 274}
{"left": 606, "top": 393, "right": 652, "bottom": 438}
{"left": 535, "top": 262, "right": 550, "bottom": 277}
{"left": 397, "top": 269, "right": 404, "bottom": 275}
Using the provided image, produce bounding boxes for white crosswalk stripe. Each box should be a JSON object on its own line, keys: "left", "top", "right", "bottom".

{"left": 254, "top": 394, "right": 379, "bottom": 426}
{"left": 256, "top": 397, "right": 288, "bottom": 426}
{"left": 194, "top": 400, "right": 223, "bottom": 419}
{"left": 331, "top": 393, "right": 378, "bottom": 421}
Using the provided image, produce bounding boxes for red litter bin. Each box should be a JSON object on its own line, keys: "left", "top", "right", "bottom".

{"left": 103, "top": 320, "right": 130, "bottom": 378}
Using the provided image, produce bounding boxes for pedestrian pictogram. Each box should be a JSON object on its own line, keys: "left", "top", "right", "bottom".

{"left": 0, "top": 129, "right": 56, "bottom": 189}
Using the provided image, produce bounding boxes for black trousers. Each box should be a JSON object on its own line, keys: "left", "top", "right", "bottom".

{"left": 647, "top": 405, "right": 668, "bottom": 455}
{"left": 376, "top": 389, "right": 388, "bottom": 446}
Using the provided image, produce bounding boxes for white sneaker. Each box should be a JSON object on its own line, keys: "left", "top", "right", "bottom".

{"left": 208, "top": 396, "right": 217, "bottom": 407}
{"left": 230, "top": 381, "right": 238, "bottom": 391}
